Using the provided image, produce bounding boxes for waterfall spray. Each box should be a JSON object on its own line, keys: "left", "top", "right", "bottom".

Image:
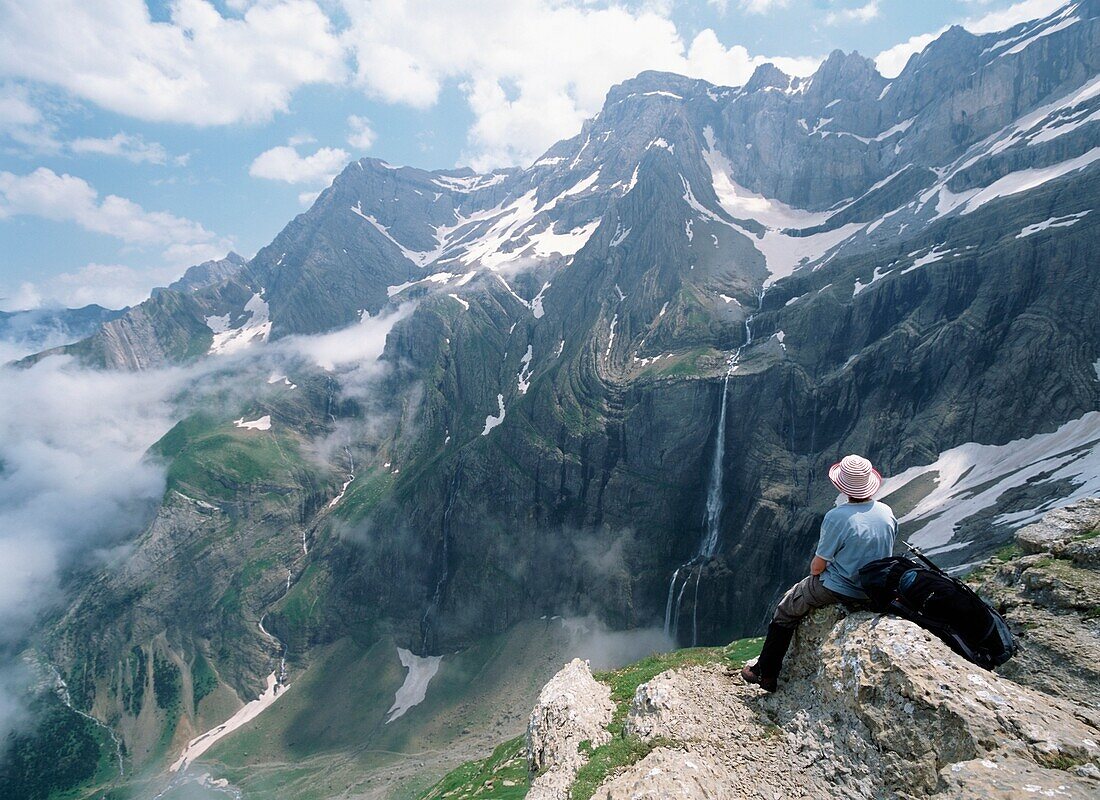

{"left": 663, "top": 567, "right": 681, "bottom": 633}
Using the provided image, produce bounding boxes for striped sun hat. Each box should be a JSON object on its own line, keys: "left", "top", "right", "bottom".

{"left": 828, "top": 454, "right": 882, "bottom": 499}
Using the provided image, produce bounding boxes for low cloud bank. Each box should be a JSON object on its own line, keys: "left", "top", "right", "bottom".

{"left": 0, "top": 305, "right": 411, "bottom": 739}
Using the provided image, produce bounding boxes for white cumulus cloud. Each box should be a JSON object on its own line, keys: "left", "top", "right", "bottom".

{"left": 0, "top": 167, "right": 225, "bottom": 255}
{"left": 963, "top": 0, "right": 1066, "bottom": 33}
{"left": 0, "top": 0, "right": 346, "bottom": 125}
{"left": 45, "top": 263, "right": 188, "bottom": 309}
{"left": 340, "top": 0, "right": 821, "bottom": 170}
{"left": 346, "top": 115, "right": 376, "bottom": 150}
{"left": 825, "top": 1, "right": 880, "bottom": 26}
{"left": 874, "top": 0, "right": 1067, "bottom": 78}
{"left": 0, "top": 355, "right": 179, "bottom": 644}
{"left": 0, "top": 167, "right": 228, "bottom": 256}
{"left": 69, "top": 132, "right": 170, "bottom": 164}
{"left": 875, "top": 31, "right": 940, "bottom": 78}
{"left": 249, "top": 144, "right": 350, "bottom": 186}
{"left": 0, "top": 167, "right": 231, "bottom": 308}
{"left": 0, "top": 82, "right": 61, "bottom": 152}
{"left": 738, "top": 0, "right": 790, "bottom": 13}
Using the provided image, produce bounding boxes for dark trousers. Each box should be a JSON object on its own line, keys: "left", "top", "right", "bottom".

{"left": 755, "top": 574, "right": 844, "bottom": 680}
{"left": 772, "top": 573, "right": 843, "bottom": 628}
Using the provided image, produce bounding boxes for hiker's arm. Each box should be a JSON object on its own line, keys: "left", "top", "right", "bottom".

{"left": 814, "top": 514, "right": 840, "bottom": 577}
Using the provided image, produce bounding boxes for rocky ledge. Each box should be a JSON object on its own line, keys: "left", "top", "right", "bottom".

{"left": 522, "top": 498, "right": 1100, "bottom": 799}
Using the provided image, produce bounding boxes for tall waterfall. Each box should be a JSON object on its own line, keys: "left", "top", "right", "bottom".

{"left": 662, "top": 369, "right": 732, "bottom": 642}
{"left": 663, "top": 288, "right": 767, "bottom": 643}
{"left": 698, "top": 372, "right": 731, "bottom": 558}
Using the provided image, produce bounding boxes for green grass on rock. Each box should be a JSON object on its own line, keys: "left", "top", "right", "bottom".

{"left": 419, "top": 737, "right": 529, "bottom": 799}
{"left": 415, "top": 636, "right": 763, "bottom": 800}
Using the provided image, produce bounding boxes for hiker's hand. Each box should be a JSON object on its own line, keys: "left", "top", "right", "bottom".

{"left": 810, "top": 556, "right": 827, "bottom": 576}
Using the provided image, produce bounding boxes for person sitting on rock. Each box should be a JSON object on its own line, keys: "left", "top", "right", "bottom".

{"left": 741, "top": 454, "right": 897, "bottom": 692}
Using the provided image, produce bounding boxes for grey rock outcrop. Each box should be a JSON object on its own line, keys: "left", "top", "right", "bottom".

{"left": 1016, "top": 496, "right": 1100, "bottom": 564}
{"left": 625, "top": 663, "right": 826, "bottom": 798}
{"left": 526, "top": 658, "right": 615, "bottom": 799}
{"left": 769, "top": 609, "right": 1100, "bottom": 798}
{"left": 523, "top": 499, "right": 1100, "bottom": 799}
{"left": 970, "top": 497, "right": 1100, "bottom": 710}
{"left": 154, "top": 251, "right": 247, "bottom": 296}
{"left": 596, "top": 747, "right": 732, "bottom": 799}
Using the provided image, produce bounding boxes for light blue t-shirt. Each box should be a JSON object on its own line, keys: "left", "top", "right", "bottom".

{"left": 816, "top": 500, "right": 897, "bottom": 599}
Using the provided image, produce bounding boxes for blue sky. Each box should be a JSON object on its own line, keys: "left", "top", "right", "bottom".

{"left": 0, "top": 0, "right": 1065, "bottom": 310}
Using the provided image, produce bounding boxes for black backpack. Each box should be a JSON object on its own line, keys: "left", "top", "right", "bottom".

{"left": 858, "top": 546, "right": 1017, "bottom": 670}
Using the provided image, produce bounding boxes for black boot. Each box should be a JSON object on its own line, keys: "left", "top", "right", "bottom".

{"left": 740, "top": 623, "right": 796, "bottom": 692}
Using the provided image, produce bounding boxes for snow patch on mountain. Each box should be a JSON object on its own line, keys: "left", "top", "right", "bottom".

{"left": 1017, "top": 210, "right": 1091, "bottom": 238}
{"left": 351, "top": 202, "right": 435, "bottom": 267}
{"left": 757, "top": 223, "right": 866, "bottom": 285}
{"left": 853, "top": 265, "right": 893, "bottom": 296}
{"left": 431, "top": 172, "right": 507, "bottom": 193}
{"left": 482, "top": 394, "right": 506, "bottom": 435}
{"left": 610, "top": 224, "right": 631, "bottom": 247}
{"left": 530, "top": 281, "right": 551, "bottom": 319}
{"left": 902, "top": 245, "right": 953, "bottom": 274}
{"left": 984, "top": 74, "right": 1100, "bottom": 157}
{"left": 701, "top": 127, "right": 831, "bottom": 229}
{"left": 266, "top": 373, "right": 296, "bottom": 389}
{"left": 879, "top": 412, "right": 1100, "bottom": 551}
{"left": 387, "top": 271, "right": 457, "bottom": 297}
{"left": 1001, "top": 11, "right": 1081, "bottom": 56}
{"left": 926, "top": 147, "right": 1100, "bottom": 219}
{"left": 517, "top": 345, "right": 534, "bottom": 395}
{"left": 209, "top": 293, "right": 272, "bottom": 355}
{"left": 698, "top": 126, "right": 868, "bottom": 282}
{"left": 171, "top": 672, "right": 287, "bottom": 772}
{"left": 204, "top": 314, "right": 230, "bottom": 334}
{"left": 386, "top": 648, "right": 442, "bottom": 723}
{"left": 526, "top": 219, "right": 601, "bottom": 261}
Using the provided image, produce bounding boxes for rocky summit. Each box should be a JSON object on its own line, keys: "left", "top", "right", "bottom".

{"left": 4, "top": 1, "right": 1100, "bottom": 798}
{"left": 513, "top": 498, "right": 1100, "bottom": 800}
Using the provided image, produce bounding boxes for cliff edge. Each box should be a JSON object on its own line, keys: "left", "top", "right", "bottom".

{"left": 423, "top": 498, "right": 1100, "bottom": 799}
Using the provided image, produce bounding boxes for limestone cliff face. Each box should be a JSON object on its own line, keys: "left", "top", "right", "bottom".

{"left": 523, "top": 498, "right": 1100, "bottom": 799}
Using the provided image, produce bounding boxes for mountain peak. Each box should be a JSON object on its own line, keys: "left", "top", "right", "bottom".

{"left": 604, "top": 70, "right": 708, "bottom": 105}
{"left": 912, "top": 22, "right": 979, "bottom": 65}
{"left": 743, "top": 62, "right": 791, "bottom": 92}
{"left": 154, "top": 251, "right": 248, "bottom": 297}
{"left": 818, "top": 47, "right": 878, "bottom": 75}
{"left": 810, "top": 48, "right": 883, "bottom": 97}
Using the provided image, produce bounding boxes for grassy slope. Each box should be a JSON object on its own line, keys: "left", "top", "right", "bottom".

{"left": 153, "top": 413, "right": 312, "bottom": 502}
{"left": 418, "top": 637, "right": 764, "bottom": 800}
{"left": 186, "top": 620, "right": 596, "bottom": 800}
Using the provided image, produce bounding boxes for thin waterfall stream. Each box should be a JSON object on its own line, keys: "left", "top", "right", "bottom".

{"left": 663, "top": 289, "right": 767, "bottom": 644}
